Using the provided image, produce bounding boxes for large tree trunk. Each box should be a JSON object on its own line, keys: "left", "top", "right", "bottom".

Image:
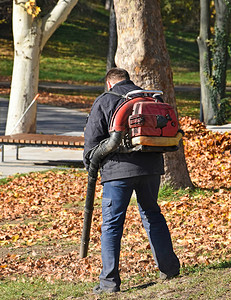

{"left": 5, "top": 0, "right": 78, "bottom": 135}
{"left": 197, "top": 0, "right": 230, "bottom": 125}
{"left": 114, "top": 0, "right": 193, "bottom": 188}
{"left": 5, "top": 2, "right": 41, "bottom": 134}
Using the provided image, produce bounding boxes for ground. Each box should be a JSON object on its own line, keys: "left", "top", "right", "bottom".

{"left": 0, "top": 84, "right": 230, "bottom": 299}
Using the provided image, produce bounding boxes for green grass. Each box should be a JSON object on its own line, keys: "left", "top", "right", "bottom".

{"left": 0, "top": 262, "right": 230, "bottom": 299}
{"left": 158, "top": 184, "right": 188, "bottom": 202}
{"left": 0, "top": 177, "right": 12, "bottom": 186}
{"left": 40, "top": 56, "right": 106, "bottom": 83}
{"left": 39, "top": 1, "right": 109, "bottom": 83}
{"left": 0, "top": 277, "right": 94, "bottom": 300}
{"left": 158, "top": 184, "right": 213, "bottom": 203}
{"left": 165, "top": 25, "right": 200, "bottom": 86}
{"left": 165, "top": 27, "right": 199, "bottom": 68}
{"left": 0, "top": 56, "right": 13, "bottom": 78}
{"left": 173, "top": 69, "right": 200, "bottom": 86}
{"left": 176, "top": 90, "right": 200, "bottom": 118}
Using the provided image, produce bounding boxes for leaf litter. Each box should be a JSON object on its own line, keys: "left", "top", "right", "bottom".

{"left": 0, "top": 117, "right": 230, "bottom": 282}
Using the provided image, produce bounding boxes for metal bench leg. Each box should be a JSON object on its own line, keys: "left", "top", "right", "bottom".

{"left": 16, "top": 145, "right": 19, "bottom": 160}
{"left": 1, "top": 145, "right": 4, "bottom": 162}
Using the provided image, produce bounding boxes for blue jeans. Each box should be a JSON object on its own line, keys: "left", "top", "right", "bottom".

{"left": 99, "top": 175, "right": 180, "bottom": 289}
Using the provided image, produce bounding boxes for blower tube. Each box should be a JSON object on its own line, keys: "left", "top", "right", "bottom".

{"left": 80, "top": 131, "right": 123, "bottom": 258}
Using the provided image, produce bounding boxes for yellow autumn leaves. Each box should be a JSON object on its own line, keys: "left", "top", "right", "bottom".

{"left": 25, "top": 0, "right": 41, "bottom": 18}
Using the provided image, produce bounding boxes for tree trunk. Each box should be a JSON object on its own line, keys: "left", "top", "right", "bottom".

{"left": 197, "top": 0, "right": 230, "bottom": 125}
{"left": 197, "top": 0, "right": 214, "bottom": 125}
{"left": 114, "top": 0, "right": 193, "bottom": 188}
{"left": 5, "top": 2, "right": 41, "bottom": 134}
{"left": 5, "top": 0, "right": 78, "bottom": 135}
{"left": 212, "top": 0, "right": 229, "bottom": 106}
{"left": 106, "top": 2, "right": 117, "bottom": 72}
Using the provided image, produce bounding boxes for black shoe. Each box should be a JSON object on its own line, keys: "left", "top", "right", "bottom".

{"left": 159, "top": 271, "right": 180, "bottom": 280}
{"left": 93, "top": 284, "right": 120, "bottom": 294}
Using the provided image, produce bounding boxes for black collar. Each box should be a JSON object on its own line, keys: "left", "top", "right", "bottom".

{"left": 110, "top": 80, "right": 134, "bottom": 90}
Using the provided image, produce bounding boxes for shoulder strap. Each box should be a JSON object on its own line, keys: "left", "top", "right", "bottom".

{"left": 104, "top": 91, "right": 126, "bottom": 98}
{"left": 105, "top": 90, "right": 164, "bottom": 102}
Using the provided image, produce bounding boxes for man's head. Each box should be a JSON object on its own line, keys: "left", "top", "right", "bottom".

{"left": 106, "top": 68, "right": 130, "bottom": 90}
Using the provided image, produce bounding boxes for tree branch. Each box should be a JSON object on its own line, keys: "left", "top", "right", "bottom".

{"left": 41, "top": 0, "right": 78, "bottom": 49}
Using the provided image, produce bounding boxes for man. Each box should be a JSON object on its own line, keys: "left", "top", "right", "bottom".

{"left": 83, "top": 68, "right": 180, "bottom": 294}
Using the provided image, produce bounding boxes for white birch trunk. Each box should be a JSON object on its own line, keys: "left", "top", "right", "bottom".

{"left": 5, "top": 0, "right": 78, "bottom": 135}
{"left": 6, "top": 1, "right": 41, "bottom": 134}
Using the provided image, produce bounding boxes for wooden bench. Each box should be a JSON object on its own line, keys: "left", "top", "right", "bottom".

{"left": 0, "top": 133, "right": 85, "bottom": 162}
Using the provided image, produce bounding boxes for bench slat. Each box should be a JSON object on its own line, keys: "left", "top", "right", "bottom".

{"left": 0, "top": 134, "right": 84, "bottom": 146}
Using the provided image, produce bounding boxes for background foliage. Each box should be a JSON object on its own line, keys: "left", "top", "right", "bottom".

{"left": 161, "top": 0, "right": 200, "bottom": 30}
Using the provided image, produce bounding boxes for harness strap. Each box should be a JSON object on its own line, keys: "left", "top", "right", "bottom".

{"left": 104, "top": 91, "right": 126, "bottom": 98}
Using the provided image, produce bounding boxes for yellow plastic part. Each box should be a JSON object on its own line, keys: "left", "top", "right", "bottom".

{"left": 131, "top": 131, "right": 183, "bottom": 147}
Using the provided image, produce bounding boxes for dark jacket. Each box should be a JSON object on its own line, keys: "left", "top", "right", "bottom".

{"left": 83, "top": 80, "right": 164, "bottom": 183}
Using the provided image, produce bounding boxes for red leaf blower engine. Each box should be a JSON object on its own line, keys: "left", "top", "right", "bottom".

{"left": 80, "top": 90, "right": 184, "bottom": 258}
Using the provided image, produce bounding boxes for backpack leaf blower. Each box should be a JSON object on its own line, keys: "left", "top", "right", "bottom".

{"left": 80, "top": 90, "right": 184, "bottom": 258}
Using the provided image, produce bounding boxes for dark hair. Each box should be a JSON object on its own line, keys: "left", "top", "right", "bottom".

{"left": 106, "top": 68, "right": 130, "bottom": 83}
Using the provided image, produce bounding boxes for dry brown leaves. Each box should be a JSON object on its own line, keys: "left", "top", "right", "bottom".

{"left": 161, "top": 190, "right": 230, "bottom": 267}
{"left": 37, "top": 92, "right": 94, "bottom": 113}
{"left": 180, "top": 116, "right": 231, "bottom": 189}
{"left": 0, "top": 117, "right": 230, "bottom": 282}
{"left": 0, "top": 88, "right": 94, "bottom": 113}
{"left": 0, "top": 87, "right": 11, "bottom": 95}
